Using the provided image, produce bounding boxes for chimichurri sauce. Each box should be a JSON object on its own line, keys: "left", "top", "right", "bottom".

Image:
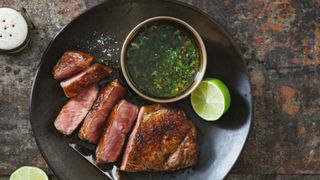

{"left": 126, "top": 23, "right": 200, "bottom": 98}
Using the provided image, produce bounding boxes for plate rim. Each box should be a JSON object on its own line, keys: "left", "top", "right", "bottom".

{"left": 29, "top": 0, "right": 253, "bottom": 179}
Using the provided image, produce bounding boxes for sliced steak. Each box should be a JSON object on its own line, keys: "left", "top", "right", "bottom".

{"left": 78, "top": 80, "right": 126, "bottom": 143}
{"left": 54, "top": 85, "right": 99, "bottom": 135}
{"left": 96, "top": 100, "right": 139, "bottom": 164}
{"left": 60, "top": 63, "right": 112, "bottom": 98}
{"left": 120, "top": 104, "right": 199, "bottom": 172}
{"left": 53, "top": 50, "right": 93, "bottom": 80}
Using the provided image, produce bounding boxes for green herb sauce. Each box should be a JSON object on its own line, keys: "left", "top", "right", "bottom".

{"left": 126, "top": 23, "right": 200, "bottom": 98}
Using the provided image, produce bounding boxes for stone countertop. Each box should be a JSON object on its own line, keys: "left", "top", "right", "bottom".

{"left": 0, "top": 0, "right": 319, "bottom": 179}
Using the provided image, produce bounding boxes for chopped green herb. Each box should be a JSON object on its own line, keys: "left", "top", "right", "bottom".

{"left": 126, "top": 23, "right": 200, "bottom": 98}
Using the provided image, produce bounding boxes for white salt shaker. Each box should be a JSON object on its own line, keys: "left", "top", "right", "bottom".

{"left": 0, "top": 7, "right": 34, "bottom": 53}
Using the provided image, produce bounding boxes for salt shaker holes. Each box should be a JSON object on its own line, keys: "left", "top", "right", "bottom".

{"left": 0, "top": 8, "right": 30, "bottom": 53}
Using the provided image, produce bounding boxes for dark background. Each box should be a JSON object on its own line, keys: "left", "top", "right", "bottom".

{"left": 0, "top": 0, "right": 319, "bottom": 179}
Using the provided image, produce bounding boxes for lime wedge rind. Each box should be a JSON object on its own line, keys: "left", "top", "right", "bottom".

{"left": 204, "top": 78, "right": 231, "bottom": 113}
{"left": 191, "top": 78, "right": 231, "bottom": 121}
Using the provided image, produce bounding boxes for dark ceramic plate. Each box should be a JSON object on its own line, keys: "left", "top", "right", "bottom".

{"left": 30, "top": 0, "right": 252, "bottom": 179}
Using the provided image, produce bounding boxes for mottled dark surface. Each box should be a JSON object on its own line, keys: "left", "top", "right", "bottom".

{"left": 0, "top": 0, "right": 319, "bottom": 179}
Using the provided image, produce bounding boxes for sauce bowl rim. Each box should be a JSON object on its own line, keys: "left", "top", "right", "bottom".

{"left": 120, "top": 16, "right": 207, "bottom": 103}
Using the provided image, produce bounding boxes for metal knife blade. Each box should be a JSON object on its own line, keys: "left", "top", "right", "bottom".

{"left": 69, "top": 143, "right": 119, "bottom": 180}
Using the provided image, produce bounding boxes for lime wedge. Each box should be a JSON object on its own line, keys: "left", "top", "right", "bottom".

{"left": 191, "top": 78, "right": 231, "bottom": 121}
{"left": 10, "top": 166, "right": 48, "bottom": 180}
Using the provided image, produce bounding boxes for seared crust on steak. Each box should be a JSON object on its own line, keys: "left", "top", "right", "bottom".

{"left": 78, "top": 80, "right": 126, "bottom": 143}
{"left": 53, "top": 50, "right": 93, "bottom": 80}
{"left": 60, "top": 63, "right": 112, "bottom": 98}
{"left": 54, "top": 85, "right": 99, "bottom": 135}
{"left": 96, "top": 100, "right": 139, "bottom": 163}
{"left": 120, "top": 104, "right": 198, "bottom": 172}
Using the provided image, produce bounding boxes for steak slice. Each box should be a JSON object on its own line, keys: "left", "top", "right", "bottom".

{"left": 54, "top": 85, "right": 99, "bottom": 135}
{"left": 78, "top": 79, "right": 126, "bottom": 143}
{"left": 96, "top": 100, "right": 139, "bottom": 164}
{"left": 60, "top": 63, "right": 112, "bottom": 98}
{"left": 53, "top": 50, "right": 93, "bottom": 80}
{"left": 120, "top": 104, "right": 199, "bottom": 172}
